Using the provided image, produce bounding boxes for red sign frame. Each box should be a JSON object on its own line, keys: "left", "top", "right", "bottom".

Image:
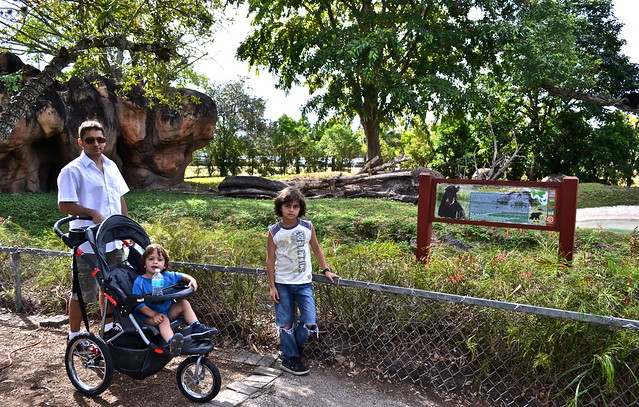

{"left": 416, "top": 174, "right": 579, "bottom": 262}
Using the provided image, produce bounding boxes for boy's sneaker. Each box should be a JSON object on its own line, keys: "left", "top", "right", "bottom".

{"left": 281, "top": 357, "right": 310, "bottom": 376}
{"left": 190, "top": 322, "right": 218, "bottom": 339}
{"left": 169, "top": 333, "right": 184, "bottom": 357}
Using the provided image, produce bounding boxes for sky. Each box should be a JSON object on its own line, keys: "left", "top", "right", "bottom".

{"left": 198, "top": 0, "right": 639, "bottom": 122}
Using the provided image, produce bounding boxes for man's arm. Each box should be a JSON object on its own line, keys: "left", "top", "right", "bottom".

{"left": 120, "top": 196, "right": 129, "bottom": 217}
{"left": 58, "top": 201, "right": 104, "bottom": 224}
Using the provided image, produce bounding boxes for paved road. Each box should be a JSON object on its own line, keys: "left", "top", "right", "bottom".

{"left": 576, "top": 205, "right": 639, "bottom": 231}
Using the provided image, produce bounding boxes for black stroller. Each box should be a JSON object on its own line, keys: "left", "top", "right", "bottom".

{"left": 54, "top": 214, "right": 221, "bottom": 402}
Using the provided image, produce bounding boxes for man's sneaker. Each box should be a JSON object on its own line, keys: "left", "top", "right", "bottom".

{"left": 104, "top": 323, "right": 123, "bottom": 339}
{"left": 169, "top": 333, "right": 184, "bottom": 357}
{"left": 281, "top": 357, "right": 310, "bottom": 376}
{"left": 190, "top": 322, "right": 218, "bottom": 339}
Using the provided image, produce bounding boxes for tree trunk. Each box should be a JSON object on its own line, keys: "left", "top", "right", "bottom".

{"left": 360, "top": 115, "right": 380, "bottom": 162}
{"left": 0, "top": 52, "right": 73, "bottom": 141}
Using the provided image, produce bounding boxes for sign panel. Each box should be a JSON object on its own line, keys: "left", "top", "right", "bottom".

{"left": 434, "top": 183, "right": 557, "bottom": 227}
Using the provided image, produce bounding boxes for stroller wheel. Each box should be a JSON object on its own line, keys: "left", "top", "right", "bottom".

{"left": 65, "top": 333, "right": 113, "bottom": 396}
{"left": 176, "top": 355, "right": 221, "bottom": 402}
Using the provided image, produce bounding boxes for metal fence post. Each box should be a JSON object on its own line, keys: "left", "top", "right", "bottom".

{"left": 11, "top": 248, "right": 22, "bottom": 312}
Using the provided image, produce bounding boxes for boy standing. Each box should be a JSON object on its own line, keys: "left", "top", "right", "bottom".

{"left": 266, "top": 187, "right": 340, "bottom": 375}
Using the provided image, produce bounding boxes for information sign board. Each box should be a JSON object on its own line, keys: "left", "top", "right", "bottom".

{"left": 434, "top": 183, "right": 558, "bottom": 227}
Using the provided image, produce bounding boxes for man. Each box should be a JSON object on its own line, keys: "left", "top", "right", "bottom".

{"left": 57, "top": 120, "right": 130, "bottom": 342}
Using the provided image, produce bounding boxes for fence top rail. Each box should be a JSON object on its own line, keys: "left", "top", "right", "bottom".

{"left": 4, "top": 245, "right": 638, "bottom": 330}
{"left": 0, "top": 246, "right": 71, "bottom": 257}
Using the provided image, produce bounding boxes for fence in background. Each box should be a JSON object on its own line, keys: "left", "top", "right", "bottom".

{"left": 2, "top": 246, "right": 639, "bottom": 406}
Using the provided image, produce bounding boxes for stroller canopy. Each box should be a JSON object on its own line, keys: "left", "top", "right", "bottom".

{"left": 85, "top": 215, "right": 151, "bottom": 269}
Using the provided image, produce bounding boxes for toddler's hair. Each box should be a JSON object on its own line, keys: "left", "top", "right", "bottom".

{"left": 141, "top": 244, "right": 170, "bottom": 270}
{"left": 274, "top": 187, "right": 306, "bottom": 217}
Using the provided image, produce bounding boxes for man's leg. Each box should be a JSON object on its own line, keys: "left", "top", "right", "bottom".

{"left": 68, "top": 254, "right": 99, "bottom": 339}
{"left": 68, "top": 297, "right": 82, "bottom": 334}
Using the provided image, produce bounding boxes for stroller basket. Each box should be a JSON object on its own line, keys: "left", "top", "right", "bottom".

{"left": 109, "top": 332, "right": 170, "bottom": 379}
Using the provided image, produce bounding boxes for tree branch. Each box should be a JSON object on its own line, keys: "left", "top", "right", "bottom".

{"left": 542, "top": 85, "right": 639, "bottom": 115}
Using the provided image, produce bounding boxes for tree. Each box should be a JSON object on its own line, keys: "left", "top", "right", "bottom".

{"left": 425, "top": 0, "right": 639, "bottom": 181}
{"left": 269, "top": 115, "right": 310, "bottom": 174}
{"left": 234, "top": 0, "right": 638, "bottom": 164}
{"left": 0, "top": 0, "right": 222, "bottom": 141}
{"left": 318, "top": 123, "right": 363, "bottom": 171}
{"left": 400, "top": 117, "right": 434, "bottom": 169}
{"left": 201, "top": 79, "right": 269, "bottom": 176}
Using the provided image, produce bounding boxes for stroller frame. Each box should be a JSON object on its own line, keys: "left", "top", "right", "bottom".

{"left": 54, "top": 214, "right": 221, "bottom": 402}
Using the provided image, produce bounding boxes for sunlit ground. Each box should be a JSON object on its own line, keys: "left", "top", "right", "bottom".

{"left": 184, "top": 166, "right": 356, "bottom": 188}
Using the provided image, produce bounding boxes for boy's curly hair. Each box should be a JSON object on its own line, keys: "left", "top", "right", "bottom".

{"left": 141, "top": 244, "right": 170, "bottom": 270}
{"left": 274, "top": 187, "right": 307, "bottom": 217}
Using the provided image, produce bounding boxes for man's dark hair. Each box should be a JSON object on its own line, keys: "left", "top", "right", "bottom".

{"left": 274, "top": 187, "right": 307, "bottom": 217}
{"left": 78, "top": 120, "right": 105, "bottom": 139}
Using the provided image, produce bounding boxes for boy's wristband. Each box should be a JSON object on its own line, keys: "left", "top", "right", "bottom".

{"left": 322, "top": 267, "right": 332, "bottom": 274}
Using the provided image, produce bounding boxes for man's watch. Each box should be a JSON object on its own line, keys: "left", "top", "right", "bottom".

{"left": 322, "top": 267, "right": 332, "bottom": 274}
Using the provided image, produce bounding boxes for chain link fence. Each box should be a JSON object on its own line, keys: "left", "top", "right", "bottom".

{"left": 3, "top": 246, "right": 639, "bottom": 406}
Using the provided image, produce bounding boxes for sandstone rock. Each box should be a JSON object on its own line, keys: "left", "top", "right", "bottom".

{"left": 0, "top": 53, "right": 216, "bottom": 193}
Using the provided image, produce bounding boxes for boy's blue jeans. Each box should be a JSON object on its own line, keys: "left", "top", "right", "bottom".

{"left": 274, "top": 282, "right": 318, "bottom": 360}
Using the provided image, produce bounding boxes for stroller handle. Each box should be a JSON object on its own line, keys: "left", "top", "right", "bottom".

{"left": 142, "top": 284, "right": 195, "bottom": 302}
{"left": 54, "top": 215, "right": 93, "bottom": 248}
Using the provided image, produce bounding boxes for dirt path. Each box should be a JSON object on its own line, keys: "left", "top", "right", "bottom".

{"left": 0, "top": 307, "right": 460, "bottom": 407}
{"left": 0, "top": 308, "right": 253, "bottom": 407}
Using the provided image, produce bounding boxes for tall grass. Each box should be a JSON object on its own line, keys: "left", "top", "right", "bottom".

{"left": 1, "top": 183, "right": 639, "bottom": 403}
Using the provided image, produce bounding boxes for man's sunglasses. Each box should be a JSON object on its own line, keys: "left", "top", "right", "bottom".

{"left": 83, "top": 136, "right": 107, "bottom": 144}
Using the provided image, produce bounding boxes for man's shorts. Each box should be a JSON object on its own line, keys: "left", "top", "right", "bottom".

{"left": 71, "top": 249, "right": 125, "bottom": 302}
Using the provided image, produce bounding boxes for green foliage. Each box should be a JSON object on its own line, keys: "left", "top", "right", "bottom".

{"left": 1, "top": 72, "right": 23, "bottom": 94}
{"left": 234, "top": 0, "right": 638, "bottom": 166}
{"left": 3, "top": 187, "right": 639, "bottom": 401}
{"left": 201, "top": 79, "right": 270, "bottom": 176}
{"left": 0, "top": 0, "right": 223, "bottom": 105}
{"left": 318, "top": 123, "right": 364, "bottom": 171}
{"left": 270, "top": 115, "right": 311, "bottom": 174}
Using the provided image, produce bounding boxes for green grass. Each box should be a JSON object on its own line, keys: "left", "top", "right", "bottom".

{"left": 1, "top": 180, "right": 638, "bottom": 403}
{"left": 578, "top": 183, "right": 639, "bottom": 208}
{"left": 1, "top": 183, "right": 636, "bottom": 312}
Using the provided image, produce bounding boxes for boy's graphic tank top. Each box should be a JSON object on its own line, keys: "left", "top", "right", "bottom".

{"left": 269, "top": 219, "right": 313, "bottom": 284}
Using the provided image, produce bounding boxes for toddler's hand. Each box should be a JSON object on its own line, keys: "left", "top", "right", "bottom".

{"left": 188, "top": 278, "right": 198, "bottom": 291}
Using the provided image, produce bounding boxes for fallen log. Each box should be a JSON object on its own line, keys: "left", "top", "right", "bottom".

{"left": 218, "top": 188, "right": 279, "bottom": 198}
{"left": 357, "top": 154, "right": 411, "bottom": 175}
{"left": 293, "top": 170, "right": 414, "bottom": 190}
{"left": 311, "top": 189, "right": 418, "bottom": 203}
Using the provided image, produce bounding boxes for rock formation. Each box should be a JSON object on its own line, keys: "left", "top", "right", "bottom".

{"left": 0, "top": 52, "right": 216, "bottom": 193}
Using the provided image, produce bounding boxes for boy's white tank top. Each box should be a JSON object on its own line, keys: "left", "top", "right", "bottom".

{"left": 269, "top": 219, "right": 313, "bottom": 284}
